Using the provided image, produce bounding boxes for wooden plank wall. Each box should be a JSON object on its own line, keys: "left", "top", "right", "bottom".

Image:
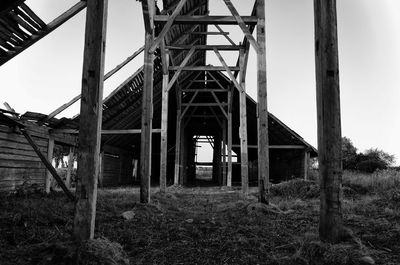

{"left": 101, "top": 149, "right": 134, "bottom": 187}
{"left": 246, "top": 149, "right": 306, "bottom": 184}
{"left": 0, "top": 122, "right": 49, "bottom": 191}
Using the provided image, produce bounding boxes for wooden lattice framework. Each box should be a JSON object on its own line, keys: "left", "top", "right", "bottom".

{"left": 0, "top": 0, "right": 343, "bottom": 243}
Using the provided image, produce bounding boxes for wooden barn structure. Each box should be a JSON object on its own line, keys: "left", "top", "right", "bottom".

{"left": 0, "top": 0, "right": 343, "bottom": 243}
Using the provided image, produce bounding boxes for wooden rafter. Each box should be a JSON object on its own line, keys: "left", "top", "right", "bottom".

{"left": 0, "top": 1, "right": 87, "bottom": 66}
{"left": 223, "top": 0, "right": 260, "bottom": 53}
{"left": 214, "top": 24, "right": 236, "bottom": 46}
{"left": 210, "top": 91, "right": 228, "bottom": 119}
{"left": 166, "top": 45, "right": 241, "bottom": 50}
{"left": 154, "top": 15, "right": 258, "bottom": 25}
{"left": 213, "top": 47, "right": 244, "bottom": 92}
{"left": 149, "top": 0, "right": 187, "bottom": 53}
{"left": 169, "top": 65, "right": 240, "bottom": 71}
{"left": 180, "top": 91, "right": 199, "bottom": 118}
{"left": 167, "top": 46, "right": 196, "bottom": 91}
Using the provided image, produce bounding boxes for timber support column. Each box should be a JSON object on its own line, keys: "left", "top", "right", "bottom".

{"left": 159, "top": 54, "right": 169, "bottom": 192}
{"left": 73, "top": 0, "right": 108, "bottom": 241}
{"left": 222, "top": 120, "right": 227, "bottom": 185}
{"left": 314, "top": 0, "right": 343, "bottom": 243}
{"left": 140, "top": 0, "right": 155, "bottom": 203}
{"left": 174, "top": 94, "right": 182, "bottom": 185}
{"left": 227, "top": 88, "right": 232, "bottom": 187}
{"left": 256, "top": 0, "right": 269, "bottom": 204}
{"left": 65, "top": 146, "right": 74, "bottom": 188}
{"left": 45, "top": 136, "right": 54, "bottom": 193}
{"left": 239, "top": 48, "right": 249, "bottom": 195}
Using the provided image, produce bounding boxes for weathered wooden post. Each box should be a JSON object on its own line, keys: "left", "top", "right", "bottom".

{"left": 314, "top": 0, "right": 343, "bottom": 243}
{"left": 140, "top": 0, "right": 155, "bottom": 203}
{"left": 239, "top": 47, "right": 249, "bottom": 195}
{"left": 160, "top": 55, "right": 169, "bottom": 192}
{"left": 45, "top": 136, "right": 54, "bottom": 193}
{"left": 65, "top": 146, "right": 74, "bottom": 188}
{"left": 174, "top": 95, "right": 182, "bottom": 185}
{"left": 256, "top": 0, "right": 269, "bottom": 203}
{"left": 227, "top": 88, "right": 233, "bottom": 187}
{"left": 73, "top": 0, "right": 108, "bottom": 241}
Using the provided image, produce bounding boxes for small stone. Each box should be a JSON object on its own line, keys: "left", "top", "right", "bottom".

{"left": 185, "top": 218, "right": 194, "bottom": 224}
{"left": 201, "top": 220, "right": 206, "bottom": 224}
{"left": 360, "top": 256, "right": 375, "bottom": 265}
{"left": 121, "top": 211, "right": 135, "bottom": 220}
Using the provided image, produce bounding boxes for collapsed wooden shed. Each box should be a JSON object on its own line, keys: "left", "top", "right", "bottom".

{"left": 0, "top": 110, "right": 77, "bottom": 192}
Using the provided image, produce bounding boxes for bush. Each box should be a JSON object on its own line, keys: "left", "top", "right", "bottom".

{"left": 341, "top": 137, "right": 396, "bottom": 173}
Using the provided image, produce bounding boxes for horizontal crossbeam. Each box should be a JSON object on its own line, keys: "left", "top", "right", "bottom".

{"left": 154, "top": 15, "right": 258, "bottom": 25}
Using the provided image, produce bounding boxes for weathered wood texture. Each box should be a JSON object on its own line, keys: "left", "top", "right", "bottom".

{"left": 314, "top": 0, "right": 343, "bottom": 243}
{"left": 21, "top": 129, "right": 75, "bottom": 201}
{"left": 239, "top": 48, "right": 249, "bottom": 194}
{"left": 256, "top": 0, "right": 269, "bottom": 204}
{"left": 0, "top": 1, "right": 87, "bottom": 66}
{"left": 73, "top": 0, "right": 108, "bottom": 241}
{"left": 0, "top": 123, "right": 48, "bottom": 191}
{"left": 45, "top": 136, "right": 54, "bottom": 193}
{"left": 160, "top": 72, "right": 169, "bottom": 192}
{"left": 65, "top": 147, "right": 74, "bottom": 188}
{"left": 174, "top": 109, "right": 182, "bottom": 185}
{"left": 101, "top": 152, "right": 133, "bottom": 186}
{"left": 140, "top": 0, "right": 155, "bottom": 204}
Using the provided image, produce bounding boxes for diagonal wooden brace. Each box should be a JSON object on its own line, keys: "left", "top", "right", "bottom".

{"left": 149, "top": 0, "right": 187, "bottom": 53}
{"left": 223, "top": 0, "right": 261, "bottom": 53}
{"left": 167, "top": 46, "right": 196, "bottom": 91}
{"left": 213, "top": 47, "right": 244, "bottom": 93}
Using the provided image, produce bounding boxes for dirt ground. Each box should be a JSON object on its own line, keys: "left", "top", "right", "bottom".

{"left": 0, "top": 181, "right": 399, "bottom": 264}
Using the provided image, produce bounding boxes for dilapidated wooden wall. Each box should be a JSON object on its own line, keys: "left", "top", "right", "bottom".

{"left": 0, "top": 122, "right": 49, "bottom": 191}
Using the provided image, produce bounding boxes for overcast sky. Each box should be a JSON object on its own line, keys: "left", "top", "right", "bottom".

{"left": 1, "top": 0, "right": 399, "bottom": 165}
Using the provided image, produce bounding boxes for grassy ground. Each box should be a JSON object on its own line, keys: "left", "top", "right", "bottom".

{"left": 0, "top": 170, "right": 399, "bottom": 264}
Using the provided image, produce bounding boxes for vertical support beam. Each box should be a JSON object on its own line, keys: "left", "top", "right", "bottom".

{"left": 73, "top": 0, "right": 108, "bottom": 241}
{"left": 212, "top": 134, "right": 222, "bottom": 184}
{"left": 140, "top": 0, "right": 155, "bottom": 203}
{"left": 118, "top": 154, "right": 123, "bottom": 184}
{"left": 314, "top": 0, "right": 343, "bottom": 243}
{"left": 239, "top": 48, "right": 249, "bottom": 195}
{"left": 256, "top": 0, "right": 269, "bottom": 204}
{"left": 304, "top": 151, "right": 310, "bottom": 180}
{"left": 174, "top": 95, "right": 182, "bottom": 185}
{"left": 65, "top": 147, "right": 74, "bottom": 188}
{"left": 222, "top": 120, "right": 227, "bottom": 185}
{"left": 99, "top": 150, "right": 104, "bottom": 187}
{"left": 45, "top": 136, "right": 54, "bottom": 193}
{"left": 227, "top": 89, "right": 233, "bottom": 187}
{"left": 179, "top": 122, "right": 185, "bottom": 185}
{"left": 160, "top": 55, "right": 169, "bottom": 192}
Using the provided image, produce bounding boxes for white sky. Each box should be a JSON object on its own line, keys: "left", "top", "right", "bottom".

{"left": 1, "top": 0, "right": 399, "bottom": 165}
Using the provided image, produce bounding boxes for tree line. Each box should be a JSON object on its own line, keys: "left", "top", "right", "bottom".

{"left": 342, "top": 137, "right": 396, "bottom": 173}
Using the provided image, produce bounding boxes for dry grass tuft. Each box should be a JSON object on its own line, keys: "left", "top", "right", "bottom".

{"left": 342, "top": 169, "right": 400, "bottom": 195}
{"left": 77, "top": 237, "right": 130, "bottom": 265}
{"left": 270, "top": 179, "right": 320, "bottom": 199}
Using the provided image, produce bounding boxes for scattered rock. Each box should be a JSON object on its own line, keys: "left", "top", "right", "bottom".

{"left": 121, "top": 211, "right": 135, "bottom": 220}
{"left": 384, "top": 207, "right": 394, "bottom": 215}
{"left": 246, "top": 202, "right": 292, "bottom": 215}
{"left": 360, "top": 256, "right": 375, "bottom": 265}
